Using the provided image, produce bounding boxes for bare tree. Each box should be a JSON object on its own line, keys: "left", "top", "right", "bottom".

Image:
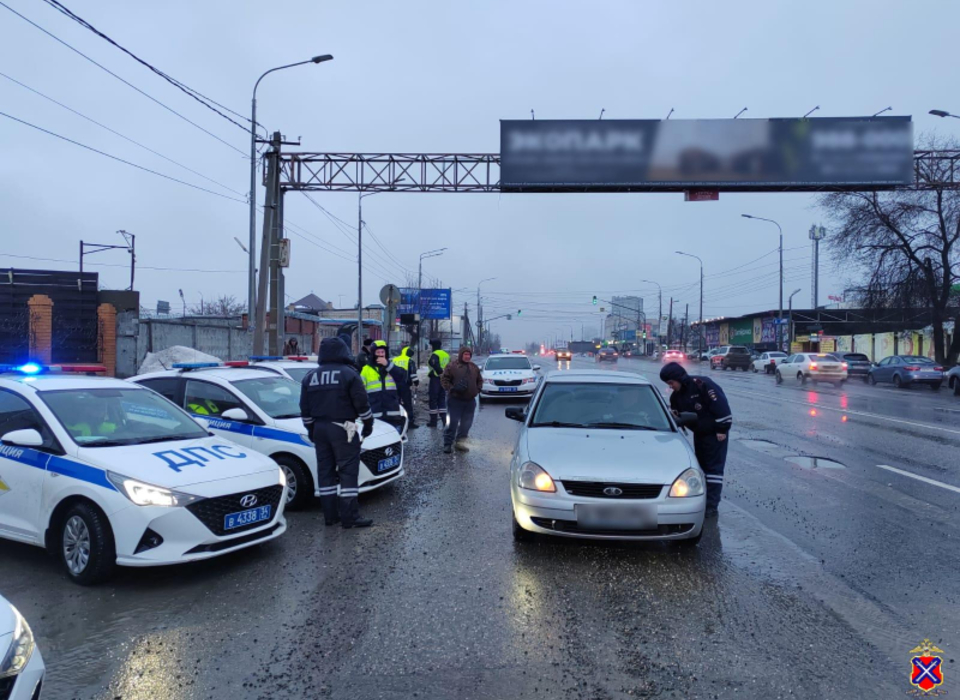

{"left": 189, "top": 294, "right": 246, "bottom": 317}
{"left": 819, "top": 136, "right": 960, "bottom": 363}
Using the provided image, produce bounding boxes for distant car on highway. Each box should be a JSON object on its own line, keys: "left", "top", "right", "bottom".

{"left": 946, "top": 365, "right": 960, "bottom": 396}
{"left": 776, "top": 353, "right": 848, "bottom": 386}
{"left": 752, "top": 351, "right": 787, "bottom": 374}
{"left": 711, "top": 346, "right": 751, "bottom": 371}
{"left": 506, "top": 370, "right": 705, "bottom": 545}
{"left": 867, "top": 355, "right": 944, "bottom": 390}
{"left": 836, "top": 352, "right": 872, "bottom": 381}
{"left": 480, "top": 354, "right": 541, "bottom": 400}
{"left": 662, "top": 349, "right": 685, "bottom": 363}
{"left": 700, "top": 347, "right": 722, "bottom": 362}
{"left": 555, "top": 349, "right": 572, "bottom": 361}
{"left": 595, "top": 347, "right": 619, "bottom": 363}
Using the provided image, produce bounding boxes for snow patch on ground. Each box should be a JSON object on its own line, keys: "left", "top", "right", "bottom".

{"left": 138, "top": 346, "right": 221, "bottom": 374}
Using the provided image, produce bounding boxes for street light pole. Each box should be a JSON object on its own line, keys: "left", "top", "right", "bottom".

{"left": 788, "top": 288, "right": 801, "bottom": 349}
{"left": 476, "top": 277, "right": 497, "bottom": 353}
{"left": 249, "top": 55, "right": 333, "bottom": 333}
{"left": 674, "top": 252, "right": 704, "bottom": 356}
{"left": 742, "top": 214, "right": 783, "bottom": 350}
{"left": 417, "top": 248, "right": 447, "bottom": 366}
{"left": 929, "top": 109, "right": 960, "bottom": 120}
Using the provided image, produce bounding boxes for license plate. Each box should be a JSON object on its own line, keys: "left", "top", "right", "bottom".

{"left": 576, "top": 503, "right": 656, "bottom": 530}
{"left": 499, "top": 387, "right": 519, "bottom": 392}
{"left": 377, "top": 454, "right": 401, "bottom": 472}
{"left": 224, "top": 505, "right": 272, "bottom": 531}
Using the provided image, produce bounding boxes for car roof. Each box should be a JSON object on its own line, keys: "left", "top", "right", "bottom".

{"left": 486, "top": 354, "right": 530, "bottom": 359}
{"left": 133, "top": 367, "right": 280, "bottom": 383}
{"left": 544, "top": 370, "right": 651, "bottom": 385}
{"left": 0, "top": 373, "right": 145, "bottom": 393}
{"left": 252, "top": 359, "right": 316, "bottom": 368}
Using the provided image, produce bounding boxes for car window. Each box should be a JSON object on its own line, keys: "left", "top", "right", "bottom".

{"left": 137, "top": 377, "right": 180, "bottom": 402}
{"left": 232, "top": 377, "right": 302, "bottom": 419}
{"left": 844, "top": 353, "right": 869, "bottom": 361}
{"left": 902, "top": 356, "right": 934, "bottom": 364}
{"left": 530, "top": 382, "right": 672, "bottom": 431}
{"left": 770, "top": 352, "right": 787, "bottom": 358}
{"left": 484, "top": 357, "right": 532, "bottom": 370}
{"left": 0, "top": 389, "right": 60, "bottom": 453}
{"left": 890, "top": 357, "right": 902, "bottom": 365}
{"left": 281, "top": 366, "right": 314, "bottom": 383}
{"left": 184, "top": 380, "right": 246, "bottom": 417}
{"left": 40, "top": 387, "right": 208, "bottom": 447}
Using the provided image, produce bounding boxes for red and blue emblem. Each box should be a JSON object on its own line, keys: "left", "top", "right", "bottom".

{"left": 909, "top": 640, "right": 946, "bottom": 696}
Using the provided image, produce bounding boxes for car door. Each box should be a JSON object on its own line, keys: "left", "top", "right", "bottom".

{"left": 873, "top": 357, "right": 892, "bottom": 382}
{"left": 0, "top": 389, "right": 63, "bottom": 543}
{"left": 183, "top": 379, "right": 257, "bottom": 448}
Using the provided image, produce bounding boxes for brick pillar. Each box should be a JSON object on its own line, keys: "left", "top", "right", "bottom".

{"left": 27, "top": 294, "right": 54, "bottom": 364}
{"left": 98, "top": 303, "right": 118, "bottom": 377}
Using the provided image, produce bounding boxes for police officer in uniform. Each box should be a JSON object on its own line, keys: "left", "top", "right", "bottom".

{"left": 659, "top": 361, "right": 732, "bottom": 517}
{"left": 361, "top": 340, "right": 408, "bottom": 434}
{"left": 391, "top": 344, "right": 419, "bottom": 429}
{"left": 300, "top": 337, "right": 375, "bottom": 528}
{"left": 426, "top": 338, "right": 450, "bottom": 428}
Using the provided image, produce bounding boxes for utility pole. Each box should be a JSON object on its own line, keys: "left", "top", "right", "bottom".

{"left": 667, "top": 297, "right": 674, "bottom": 348}
{"left": 682, "top": 303, "right": 689, "bottom": 350}
{"left": 810, "top": 224, "right": 826, "bottom": 309}
{"left": 254, "top": 131, "right": 285, "bottom": 355}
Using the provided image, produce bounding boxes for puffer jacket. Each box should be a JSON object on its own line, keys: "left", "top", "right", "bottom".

{"left": 300, "top": 337, "right": 373, "bottom": 426}
{"left": 440, "top": 347, "right": 484, "bottom": 400}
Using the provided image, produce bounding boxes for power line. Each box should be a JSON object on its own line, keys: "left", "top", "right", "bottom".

{"left": 1, "top": 252, "right": 243, "bottom": 273}
{"left": 0, "top": 0, "right": 246, "bottom": 156}
{"left": 0, "top": 70, "right": 245, "bottom": 197}
{"left": 0, "top": 110, "right": 246, "bottom": 201}
{"left": 38, "top": 0, "right": 251, "bottom": 131}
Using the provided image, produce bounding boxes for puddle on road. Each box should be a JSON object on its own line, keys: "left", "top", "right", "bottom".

{"left": 784, "top": 456, "right": 846, "bottom": 470}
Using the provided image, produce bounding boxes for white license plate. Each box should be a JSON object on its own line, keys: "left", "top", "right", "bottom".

{"left": 576, "top": 503, "right": 656, "bottom": 530}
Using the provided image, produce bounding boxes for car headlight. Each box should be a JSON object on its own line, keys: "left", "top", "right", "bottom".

{"left": 522, "top": 377, "right": 537, "bottom": 384}
{"left": 668, "top": 468, "right": 705, "bottom": 498}
{"left": 518, "top": 461, "right": 556, "bottom": 492}
{"left": 107, "top": 472, "right": 201, "bottom": 507}
{"left": 0, "top": 607, "right": 35, "bottom": 679}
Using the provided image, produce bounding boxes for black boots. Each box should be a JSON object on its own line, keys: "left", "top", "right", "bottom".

{"left": 342, "top": 517, "right": 373, "bottom": 529}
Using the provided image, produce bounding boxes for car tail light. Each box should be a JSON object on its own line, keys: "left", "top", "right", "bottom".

{"left": 841, "top": 362, "right": 848, "bottom": 369}
{"left": 809, "top": 362, "right": 818, "bottom": 370}
{"left": 934, "top": 366, "right": 944, "bottom": 372}
{"left": 904, "top": 366, "right": 921, "bottom": 372}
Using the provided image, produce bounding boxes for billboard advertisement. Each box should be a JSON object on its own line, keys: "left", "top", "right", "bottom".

{"left": 729, "top": 319, "right": 753, "bottom": 345}
{"left": 398, "top": 288, "right": 452, "bottom": 320}
{"left": 501, "top": 117, "right": 913, "bottom": 191}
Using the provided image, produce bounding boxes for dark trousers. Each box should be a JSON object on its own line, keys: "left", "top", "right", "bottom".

{"left": 694, "top": 432, "right": 729, "bottom": 510}
{"left": 444, "top": 395, "right": 476, "bottom": 447}
{"left": 428, "top": 376, "right": 447, "bottom": 423}
{"left": 312, "top": 422, "right": 362, "bottom": 523}
{"left": 398, "top": 383, "right": 415, "bottom": 423}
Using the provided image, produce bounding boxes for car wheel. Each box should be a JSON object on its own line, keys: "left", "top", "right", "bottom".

{"left": 893, "top": 374, "right": 904, "bottom": 389}
{"left": 676, "top": 528, "right": 703, "bottom": 548}
{"left": 955, "top": 379, "right": 960, "bottom": 397}
{"left": 512, "top": 512, "right": 533, "bottom": 542}
{"left": 710, "top": 363, "right": 717, "bottom": 370}
{"left": 862, "top": 375, "right": 869, "bottom": 384}
{"left": 797, "top": 372, "right": 806, "bottom": 385}
{"left": 869, "top": 373, "right": 878, "bottom": 386}
{"left": 775, "top": 370, "right": 783, "bottom": 384}
{"left": 58, "top": 502, "right": 116, "bottom": 585}
{"left": 752, "top": 366, "right": 758, "bottom": 373}
{"left": 274, "top": 454, "right": 313, "bottom": 511}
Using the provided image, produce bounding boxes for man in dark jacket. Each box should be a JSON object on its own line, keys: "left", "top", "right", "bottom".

{"left": 440, "top": 346, "right": 484, "bottom": 453}
{"left": 426, "top": 339, "right": 450, "bottom": 428}
{"left": 360, "top": 340, "right": 408, "bottom": 434}
{"left": 355, "top": 337, "right": 374, "bottom": 371}
{"left": 660, "top": 362, "right": 732, "bottom": 517}
{"left": 300, "top": 337, "right": 376, "bottom": 528}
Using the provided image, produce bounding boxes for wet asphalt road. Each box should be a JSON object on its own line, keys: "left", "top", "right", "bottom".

{"left": 2, "top": 356, "right": 958, "bottom": 699}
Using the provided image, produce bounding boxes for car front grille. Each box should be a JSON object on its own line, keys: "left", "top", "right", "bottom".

{"left": 186, "top": 484, "right": 283, "bottom": 536}
{"left": 531, "top": 518, "right": 693, "bottom": 537}
{"left": 560, "top": 481, "right": 663, "bottom": 499}
{"left": 360, "top": 442, "right": 403, "bottom": 473}
{"left": 494, "top": 379, "right": 523, "bottom": 386}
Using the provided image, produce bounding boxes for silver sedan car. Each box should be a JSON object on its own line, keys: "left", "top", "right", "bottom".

{"left": 506, "top": 371, "right": 706, "bottom": 545}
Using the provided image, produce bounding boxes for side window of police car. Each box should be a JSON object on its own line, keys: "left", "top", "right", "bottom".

{"left": 0, "top": 389, "right": 61, "bottom": 454}
{"left": 184, "top": 380, "right": 252, "bottom": 421}
{"left": 136, "top": 377, "right": 181, "bottom": 403}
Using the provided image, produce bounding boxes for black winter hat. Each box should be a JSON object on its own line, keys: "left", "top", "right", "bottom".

{"left": 659, "top": 361, "right": 688, "bottom": 383}
{"left": 430, "top": 338, "right": 442, "bottom": 350}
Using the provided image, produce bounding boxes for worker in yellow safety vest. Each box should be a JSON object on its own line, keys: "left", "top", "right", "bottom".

{"left": 391, "top": 345, "right": 419, "bottom": 429}
{"left": 426, "top": 339, "right": 450, "bottom": 427}
{"left": 360, "top": 340, "right": 407, "bottom": 434}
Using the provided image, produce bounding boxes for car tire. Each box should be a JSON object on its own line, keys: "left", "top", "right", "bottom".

{"left": 274, "top": 454, "right": 313, "bottom": 511}
{"left": 58, "top": 502, "right": 116, "bottom": 585}
{"left": 676, "top": 529, "right": 703, "bottom": 548}
{"left": 869, "top": 373, "right": 878, "bottom": 386}
{"left": 710, "top": 363, "right": 717, "bottom": 370}
{"left": 893, "top": 374, "right": 904, "bottom": 389}
{"left": 512, "top": 513, "right": 533, "bottom": 542}
{"left": 752, "top": 366, "right": 758, "bottom": 373}
{"left": 775, "top": 370, "right": 783, "bottom": 385}
{"left": 954, "top": 379, "right": 960, "bottom": 397}
{"left": 862, "top": 375, "right": 869, "bottom": 384}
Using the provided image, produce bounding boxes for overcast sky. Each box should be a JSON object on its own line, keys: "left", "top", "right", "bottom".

{"left": 2, "top": 0, "right": 958, "bottom": 348}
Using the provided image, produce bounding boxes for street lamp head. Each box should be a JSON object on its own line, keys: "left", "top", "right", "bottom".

{"left": 311, "top": 55, "right": 334, "bottom": 64}
{"left": 929, "top": 109, "right": 950, "bottom": 118}
{"left": 741, "top": 214, "right": 754, "bottom": 219}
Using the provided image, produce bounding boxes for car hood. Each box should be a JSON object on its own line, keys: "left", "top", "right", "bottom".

{"left": 482, "top": 369, "right": 535, "bottom": 380}
{"left": 74, "top": 435, "right": 280, "bottom": 489}
{"left": 273, "top": 417, "right": 398, "bottom": 442}
{"left": 0, "top": 597, "right": 16, "bottom": 637}
{"left": 523, "top": 428, "right": 695, "bottom": 484}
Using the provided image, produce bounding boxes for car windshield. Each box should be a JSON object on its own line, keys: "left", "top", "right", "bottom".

{"left": 530, "top": 382, "right": 672, "bottom": 431}
{"left": 769, "top": 352, "right": 787, "bottom": 358}
{"left": 281, "top": 366, "right": 314, "bottom": 383}
{"left": 41, "top": 387, "right": 208, "bottom": 447}
{"left": 844, "top": 353, "right": 869, "bottom": 361}
{"left": 485, "top": 357, "right": 532, "bottom": 370}
{"left": 901, "top": 356, "right": 935, "bottom": 364}
{"left": 232, "top": 376, "right": 302, "bottom": 418}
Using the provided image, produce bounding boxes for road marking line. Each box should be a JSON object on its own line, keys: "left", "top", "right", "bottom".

{"left": 876, "top": 465, "right": 960, "bottom": 495}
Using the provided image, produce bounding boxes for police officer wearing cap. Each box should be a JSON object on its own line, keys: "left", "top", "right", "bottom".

{"left": 659, "top": 361, "right": 733, "bottom": 517}
{"left": 300, "top": 336, "right": 375, "bottom": 528}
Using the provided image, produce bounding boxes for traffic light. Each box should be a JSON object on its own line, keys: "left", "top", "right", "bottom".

{"left": 592, "top": 295, "right": 598, "bottom": 305}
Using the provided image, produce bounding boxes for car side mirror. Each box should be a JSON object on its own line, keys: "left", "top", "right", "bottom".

{"left": 676, "top": 412, "right": 699, "bottom": 429}
{"left": 505, "top": 407, "right": 526, "bottom": 422}
{"left": 532, "top": 365, "right": 542, "bottom": 371}
{"left": 1, "top": 428, "right": 44, "bottom": 448}
{"left": 220, "top": 408, "right": 250, "bottom": 422}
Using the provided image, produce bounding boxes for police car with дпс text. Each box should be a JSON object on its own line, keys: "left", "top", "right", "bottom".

{"left": 0, "top": 363, "right": 287, "bottom": 585}
{"left": 130, "top": 363, "right": 405, "bottom": 510}
{"left": 480, "top": 354, "right": 542, "bottom": 400}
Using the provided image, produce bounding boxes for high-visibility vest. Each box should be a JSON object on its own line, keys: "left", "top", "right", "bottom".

{"left": 67, "top": 421, "right": 117, "bottom": 437}
{"left": 360, "top": 365, "right": 397, "bottom": 394}
{"left": 430, "top": 349, "right": 450, "bottom": 377}
{"left": 188, "top": 399, "right": 220, "bottom": 416}
{"left": 392, "top": 347, "right": 412, "bottom": 371}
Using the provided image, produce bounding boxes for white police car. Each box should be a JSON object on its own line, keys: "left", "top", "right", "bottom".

{"left": 0, "top": 364, "right": 288, "bottom": 585}
{"left": 247, "top": 355, "right": 316, "bottom": 383}
{"left": 480, "top": 354, "right": 542, "bottom": 400}
{"left": 130, "top": 363, "right": 405, "bottom": 510}
{"left": 0, "top": 594, "right": 44, "bottom": 700}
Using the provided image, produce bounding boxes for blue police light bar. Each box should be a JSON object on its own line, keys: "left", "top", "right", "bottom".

{"left": 0, "top": 362, "right": 46, "bottom": 375}
{"left": 172, "top": 362, "right": 221, "bottom": 369}
{"left": 250, "top": 355, "right": 282, "bottom": 361}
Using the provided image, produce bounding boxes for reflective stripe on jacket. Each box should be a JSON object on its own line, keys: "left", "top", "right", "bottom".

{"left": 429, "top": 350, "right": 450, "bottom": 377}
{"left": 360, "top": 364, "right": 402, "bottom": 417}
